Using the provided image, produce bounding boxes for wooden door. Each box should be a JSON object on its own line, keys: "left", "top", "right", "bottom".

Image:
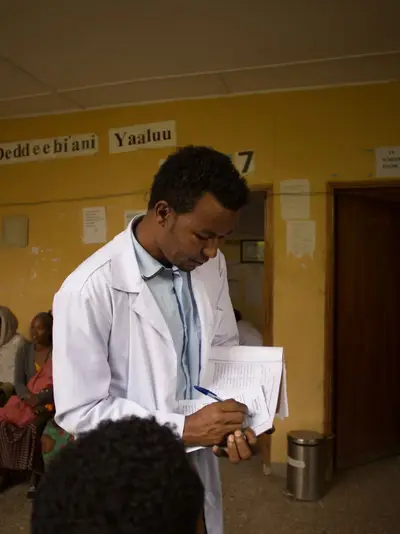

{"left": 334, "top": 189, "right": 400, "bottom": 469}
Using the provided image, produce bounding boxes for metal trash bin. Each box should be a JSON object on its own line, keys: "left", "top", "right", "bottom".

{"left": 286, "top": 430, "right": 334, "bottom": 501}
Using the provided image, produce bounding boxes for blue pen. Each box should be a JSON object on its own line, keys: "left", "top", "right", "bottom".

{"left": 194, "top": 385, "right": 224, "bottom": 403}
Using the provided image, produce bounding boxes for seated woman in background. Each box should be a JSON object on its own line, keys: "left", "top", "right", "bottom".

{"left": 0, "top": 311, "right": 54, "bottom": 498}
{"left": 0, "top": 306, "right": 26, "bottom": 406}
{"left": 234, "top": 308, "right": 263, "bottom": 346}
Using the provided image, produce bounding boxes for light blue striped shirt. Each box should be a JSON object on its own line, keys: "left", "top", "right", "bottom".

{"left": 131, "top": 220, "right": 201, "bottom": 400}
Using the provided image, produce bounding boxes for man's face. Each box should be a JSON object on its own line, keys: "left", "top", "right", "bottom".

{"left": 156, "top": 193, "right": 239, "bottom": 272}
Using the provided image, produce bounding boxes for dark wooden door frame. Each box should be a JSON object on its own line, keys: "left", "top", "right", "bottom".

{"left": 324, "top": 179, "right": 400, "bottom": 436}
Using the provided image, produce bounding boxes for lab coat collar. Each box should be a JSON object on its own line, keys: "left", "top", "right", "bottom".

{"left": 111, "top": 220, "right": 143, "bottom": 293}
{"left": 111, "top": 222, "right": 173, "bottom": 342}
{"left": 110, "top": 219, "right": 214, "bottom": 354}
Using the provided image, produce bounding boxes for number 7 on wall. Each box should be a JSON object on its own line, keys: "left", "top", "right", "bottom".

{"left": 233, "top": 150, "right": 255, "bottom": 175}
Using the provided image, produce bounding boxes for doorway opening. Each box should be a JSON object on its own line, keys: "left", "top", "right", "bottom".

{"left": 221, "top": 186, "right": 273, "bottom": 473}
{"left": 221, "top": 187, "right": 272, "bottom": 346}
{"left": 325, "top": 183, "right": 400, "bottom": 470}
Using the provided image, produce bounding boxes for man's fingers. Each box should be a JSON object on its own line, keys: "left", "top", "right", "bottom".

{"left": 226, "top": 434, "right": 241, "bottom": 463}
{"left": 220, "top": 412, "right": 246, "bottom": 426}
{"left": 217, "top": 400, "right": 248, "bottom": 414}
{"left": 220, "top": 424, "right": 247, "bottom": 437}
{"left": 213, "top": 400, "right": 248, "bottom": 426}
{"left": 212, "top": 445, "right": 224, "bottom": 457}
{"left": 244, "top": 427, "right": 257, "bottom": 446}
{"left": 233, "top": 430, "right": 252, "bottom": 460}
{"left": 213, "top": 429, "right": 256, "bottom": 462}
{"left": 214, "top": 433, "right": 251, "bottom": 463}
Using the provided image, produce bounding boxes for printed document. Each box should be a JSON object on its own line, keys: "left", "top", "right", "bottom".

{"left": 177, "top": 346, "right": 288, "bottom": 451}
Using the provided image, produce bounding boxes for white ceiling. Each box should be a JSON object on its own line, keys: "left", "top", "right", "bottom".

{"left": 0, "top": 0, "right": 399, "bottom": 119}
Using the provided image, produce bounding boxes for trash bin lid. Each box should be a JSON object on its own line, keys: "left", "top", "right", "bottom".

{"left": 288, "top": 430, "right": 324, "bottom": 445}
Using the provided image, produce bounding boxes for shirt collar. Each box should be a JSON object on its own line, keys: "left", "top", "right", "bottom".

{"left": 131, "top": 217, "right": 164, "bottom": 280}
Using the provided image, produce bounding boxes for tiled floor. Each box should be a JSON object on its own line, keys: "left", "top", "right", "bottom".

{"left": 0, "top": 457, "right": 399, "bottom": 533}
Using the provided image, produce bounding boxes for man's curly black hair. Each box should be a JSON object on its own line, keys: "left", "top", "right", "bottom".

{"left": 148, "top": 145, "right": 249, "bottom": 214}
{"left": 31, "top": 417, "right": 204, "bottom": 534}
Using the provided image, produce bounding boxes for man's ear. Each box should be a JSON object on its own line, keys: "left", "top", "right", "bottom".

{"left": 154, "top": 201, "right": 173, "bottom": 227}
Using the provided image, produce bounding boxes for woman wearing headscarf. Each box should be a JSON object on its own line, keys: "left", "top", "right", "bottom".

{"left": 0, "top": 307, "right": 26, "bottom": 406}
{"left": 0, "top": 311, "right": 54, "bottom": 498}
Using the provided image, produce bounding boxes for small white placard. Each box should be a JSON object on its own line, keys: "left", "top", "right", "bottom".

{"left": 233, "top": 150, "right": 255, "bottom": 175}
{"left": 109, "top": 120, "right": 176, "bottom": 154}
{"left": 286, "top": 220, "right": 316, "bottom": 259}
{"left": 375, "top": 146, "right": 400, "bottom": 177}
{"left": 1, "top": 215, "right": 29, "bottom": 247}
{"left": 82, "top": 207, "right": 107, "bottom": 244}
{"left": 124, "top": 210, "right": 144, "bottom": 228}
{"left": 280, "top": 179, "right": 310, "bottom": 220}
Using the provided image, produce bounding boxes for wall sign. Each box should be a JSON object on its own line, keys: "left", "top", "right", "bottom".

{"left": 286, "top": 220, "right": 316, "bottom": 259}
{"left": 233, "top": 150, "right": 255, "bottom": 175}
{"left": 0, "top": 133, "right": 98, "bottom": 165}
{"left": 109, "top": 120, "right": 176, "bottom": 154}
{"left": 82, "top": 207, "right": 107, "bottom": 244}
{"left": 280, "top": 179, "right": 310, "bottom": 221}
{"left": 375, "top": 146, "right": 400, "bottom": 177}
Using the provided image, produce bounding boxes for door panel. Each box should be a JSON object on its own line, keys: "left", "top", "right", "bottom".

{"left": 334, "top": 190, "right": 400, "bottom": 469}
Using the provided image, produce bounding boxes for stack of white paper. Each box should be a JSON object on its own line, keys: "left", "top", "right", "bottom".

{"left": 177, "top": 346, "right": 288, "bottom": 449}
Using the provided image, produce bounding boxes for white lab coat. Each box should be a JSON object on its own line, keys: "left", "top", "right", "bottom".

{"left": 52, "top": 222, "right": 239, "bottom": 534}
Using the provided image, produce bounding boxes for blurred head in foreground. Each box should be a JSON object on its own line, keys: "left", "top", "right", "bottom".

{"left": 32, "top": 416, "right": 205, "bottom": 534}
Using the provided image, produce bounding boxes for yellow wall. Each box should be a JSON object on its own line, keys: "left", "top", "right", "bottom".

{"left": 1, "top": 82, "right": 399, "bottom": 462}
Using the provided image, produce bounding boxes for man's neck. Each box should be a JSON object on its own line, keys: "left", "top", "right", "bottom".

{"left": 135, "top": 215, "right": 170, "bottom": 267}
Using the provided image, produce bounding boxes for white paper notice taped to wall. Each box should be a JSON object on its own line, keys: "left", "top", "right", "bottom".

{"left": 375, "top": 146, "right": 400, "bottom": 177}
{"left": 286, "top": 220, "right": 316, "bottom": 259}
{"left": 82, "top": 207, "right": 107, "bottom": 244}
{"left": 280, "top": 179, "right": 310, "bottom": 220}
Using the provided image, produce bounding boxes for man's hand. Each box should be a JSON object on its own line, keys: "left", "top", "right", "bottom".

{"left": 212, "top": 428, "right": 257, "bottom": 463}
{"left": 183, "top": 399, "right": 248, "bottom": 447}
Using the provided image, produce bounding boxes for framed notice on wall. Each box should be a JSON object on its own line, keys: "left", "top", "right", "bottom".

{"left": 240, "top": 240, "right": 265, "bottom": 263}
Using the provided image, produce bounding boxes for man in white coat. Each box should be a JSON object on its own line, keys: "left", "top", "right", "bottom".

{"left": 52, "top": 145, "right": 256, "bottom": 534}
